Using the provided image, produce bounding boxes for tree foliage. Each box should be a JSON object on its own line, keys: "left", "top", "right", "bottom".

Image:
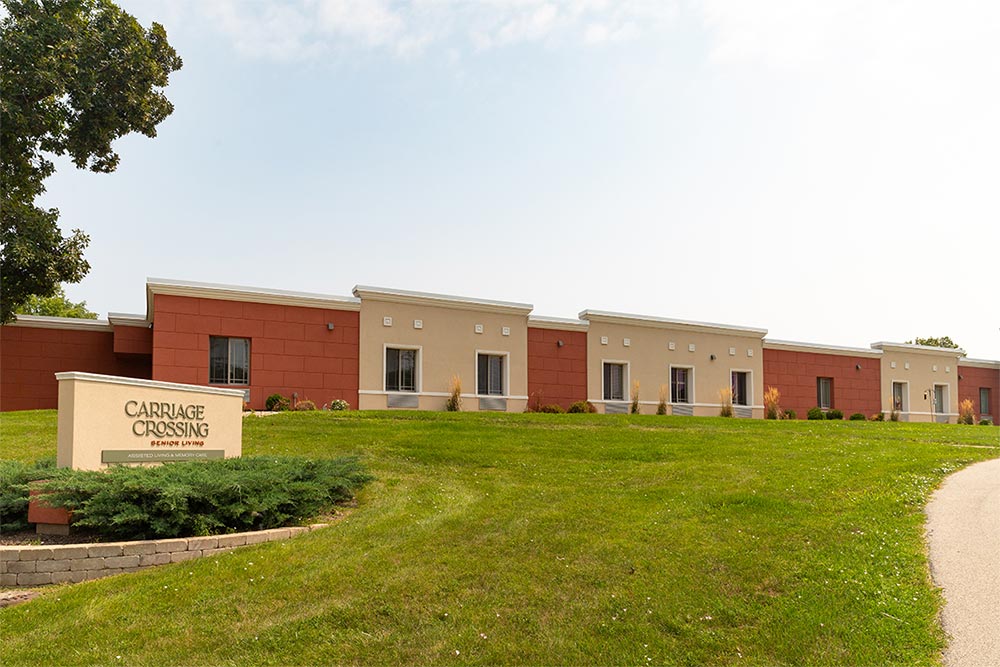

{"left": 905, "top": 336, "right": 963, "bottom": 352}
{"left": 16, "top": 285, "right": 97, "bottom": 318}
{"left": 0, "top": 0, "right": 182, "bottom": 323}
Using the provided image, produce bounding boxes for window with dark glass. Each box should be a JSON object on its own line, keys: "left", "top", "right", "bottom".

{"left": 817, "top": 377, "right": 833, "bottom": 409}
{"left": 731, "top": 371, "right": 749, "bottom": 406}
{"left": 603, "top": 362, "right": 625, "bottom": 401}
{"left": 671, "top": 367, "right": 691, "bottom": 403}
{"left": 477, "top": 354, "right": 505, "bottom": 395}
{"left": 209, "top": 337, "right": 250, "bottom": 385}
{"left": 385, "top": 348, "right": 417, "bottom": 392}
{"left": 981, "top": 387, "right": 992, "bottom": 416}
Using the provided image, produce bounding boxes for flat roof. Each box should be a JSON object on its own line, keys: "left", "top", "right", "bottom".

{"left": 579, "top": 309, "right": 767, "bottom": 337}
{"left": 764, "top": 338, "right": 883, "bottom": 358}
{"left": 352, "top": 285, "right": 533, "bottom": 315}
{"left": 528, "top": 315, "right": 590, "bottom": 332}
{"left": 146, "top": 277, "right": 361, "bottom": 317}
{"left": 9, "top": 314, "right": 112, "bottom": 332}
{"left": 870, "top": 341, "right": 967, "bottom": 356}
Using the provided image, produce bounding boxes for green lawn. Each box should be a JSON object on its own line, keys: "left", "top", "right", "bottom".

{"left": 1, "top": 411, "right": 997, "bottom": 666}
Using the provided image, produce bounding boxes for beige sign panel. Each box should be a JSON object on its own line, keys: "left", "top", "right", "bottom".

{"left": 56, "top": 372, "right": 244, "bottom": 471}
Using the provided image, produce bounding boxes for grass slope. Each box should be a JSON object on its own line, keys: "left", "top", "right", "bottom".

{"left": 1, "top": 411, "right": 997, "bottom": 666}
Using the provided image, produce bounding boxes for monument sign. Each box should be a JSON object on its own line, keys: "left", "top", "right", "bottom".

{"left": 56, "top": 372, "right": 244, "bottom": 471}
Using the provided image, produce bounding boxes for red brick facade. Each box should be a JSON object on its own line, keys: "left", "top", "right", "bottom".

{"left": 151, "top": 294, "right": 359, "bottom": 410}
{"left": 527, "top": 327, "right": 587, "bottom": 410}
{"left": 957, "top": 364, "right": 999, "bottom": 423}
{"left": 763, "top": 348, "right": 881, "bottom": 418}
{"left": 0, "top": 325, "right": 151, "bottom": 411}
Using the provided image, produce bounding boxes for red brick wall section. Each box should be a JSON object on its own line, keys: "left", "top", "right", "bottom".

{"left": 957, "top": 364, "right": 1000, "bottom": 424}
{"left": 0, "top": 325, "right": 152, "bottom": 411}
{"left": 113, "top": 325, "right": 153, "bottom": 355}
{"left": 527, "top": 327, "right": 588, "bottom": 410}
{"left": 762, "top": 348, "right": 882, "bottom": 419}
{"left": 151, "top": 294, "right": 359, "bottom": 410}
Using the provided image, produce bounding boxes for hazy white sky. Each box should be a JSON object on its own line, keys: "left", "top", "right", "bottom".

{"left": 43, "top": 0, "right": 999, "bottom": 358}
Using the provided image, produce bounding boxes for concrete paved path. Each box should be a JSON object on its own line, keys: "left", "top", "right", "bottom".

{"left": 925, "top": 457, "right": 1000, "bottom": 667}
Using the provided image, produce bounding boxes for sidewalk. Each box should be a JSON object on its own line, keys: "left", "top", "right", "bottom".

{"left": 925, "top": 457, "right": 1000, "bottom": 667}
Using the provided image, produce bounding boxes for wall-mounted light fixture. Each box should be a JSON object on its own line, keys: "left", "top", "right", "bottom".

{"left": 709, "top": 354, "right": 716, "bottom": 361}
{"left": 557, "top": 340, "right": 564, "bottom": 347}
{"left": 327, "top": 322, "right": 335, "bottom": 331}
{"left": 855, "top": 363, "right": 861, "bottom": 370}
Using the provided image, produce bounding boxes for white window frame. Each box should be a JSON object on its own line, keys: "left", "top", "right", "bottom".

{"left": 932, "top": 383, "right": 950, "bottom": 414}
{"left": 891, "top": 380, "right": 909, "bottom": 413}
{"left": 475, "top": 349, "right": 510, "bottom": 397}
{"left": 601, "top": 359, "right": 630, "bottom": 402}
{"left": 817, "top": 376, "right": 833, "bottom": 410}
{"left": 209, "top": 336, "right": 250, "bottom": 386}
{"left": 383, "top": 344, "right": 422, "bottom": 393}
{"left": 669, "top": 364, "right": 695, "bottom": 405}
{"left": 730, "top": 368, "right": 753, "bottom": 407}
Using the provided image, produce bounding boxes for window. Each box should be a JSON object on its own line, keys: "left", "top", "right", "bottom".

{"left": 731, "top": 371, "right": 749, "bottom": 406}
{"left": 671, "top": 367, "right": 691, "bottom": 403}
{"left": 477, "top": 353, "right": 505, "bottom": 396}
{"left": 817, "top": 377, "right": 833, "bottom": 409}
{"left": 209, "top": 337, "right": 249, "bottom": 385}
{"left": 385, "top": 348, "right": 417, "bottom": 392}
{"left": 981, "top": 388, "right": 992, "bottom": 416}
{"left": 603, "top": 362, "right": 625, "bottom": 401}
{"left": 892, "top": 381, "right": 907, "bottom": 412}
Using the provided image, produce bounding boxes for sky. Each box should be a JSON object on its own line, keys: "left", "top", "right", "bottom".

{"left": 40, "top": 0, "right": 1000, "bottom": 359}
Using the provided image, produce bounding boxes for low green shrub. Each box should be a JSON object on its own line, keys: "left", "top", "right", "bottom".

{"left": 538, "top": 404, "right": 566, "bottom": 414}
{"left": 295, "top": 399, "right": 317, "bottom": 411}
{"left": 327, "top": 399, "right": 350, "bottom": 411}
{"left": 0, "top": 458, "right": 56, "bottom": 532}
{"left": 807, "top": 407, "right": 824, "bottom": 420}
{"left": 567, "top": 401, "right": 596, "bottom": 414}
{"left": 849, "top": 413, "right": 866, "bottom": 421}
{"left": 826, "top": 409, "right": 844, "bottom": 420}
{"left": 870, "top": 412, "right": 885, "bottom": 421}
{"left": 783, "top": 409, "right": 796, "bottom": 420}
{"left": 34, "top": 456, "right": 373, "bottom": 541}
{"left": 266, "top": 393, "right": 291, "bottom": 411}
{"left": 980, "top": 419, "right": 994, "bottom": 426}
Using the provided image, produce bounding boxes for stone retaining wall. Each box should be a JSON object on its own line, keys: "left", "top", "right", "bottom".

{"left": 0, "top": 524, "right": 328, "bottom": 587}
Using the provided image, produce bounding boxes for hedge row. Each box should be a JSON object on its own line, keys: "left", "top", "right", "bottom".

{"left": 0, "top": 457, "right": 373, "bottom": 541}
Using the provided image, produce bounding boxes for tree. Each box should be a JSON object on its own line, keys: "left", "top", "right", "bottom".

{"left": 0, "top": 0, "right": 182, "bottom": 323}
{"left": 17, "top": 285, "right": 97, "bottom": 318}
{"left": 906, "top": 336, "right": 964, "bottom": 354}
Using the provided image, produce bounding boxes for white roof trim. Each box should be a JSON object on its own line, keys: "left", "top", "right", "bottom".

{"left": 959, "top": 358, "right": 1000, "bottom": 369}
{"left": 579, "top": 310, "right": 767, "bottom": 337}
{"left": 528, "top": 315, "right": 589, "bottom": 331}
{"left": 870, "top": 341, "right": 966, "bottom": 356}
{"left": 107, "top": 312, "right": 150, "bottom": 327}
{"left": 353, "top": 285, "right": 533, "bottom": 315}
{"left": 8, "top": 315, "right": 112, "bottom": 332}
{"left": 55, "top": 372, "right": 247, "bottom": 397}
{"left": 146, "top": 278, "right": 361, "bottom": 317}
{"left": 764, "top": 338, "right": 883, "bottom": 358}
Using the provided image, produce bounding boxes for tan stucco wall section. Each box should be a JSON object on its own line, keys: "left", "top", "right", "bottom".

{"left": 357, "top": 298, "right": 528, "bottom": 412}
{"left": 879, "top": 349, "right": 962, "bottom": 422}
{"left": 57, "top": 374, "right": 243, "bottom": 471}
{"left": 584, "top": 321, "right": 765, "bottom": 417}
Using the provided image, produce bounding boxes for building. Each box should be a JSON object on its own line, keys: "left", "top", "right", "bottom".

{"left": 2, "top": 277, "right": 997, "bottom": 424}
